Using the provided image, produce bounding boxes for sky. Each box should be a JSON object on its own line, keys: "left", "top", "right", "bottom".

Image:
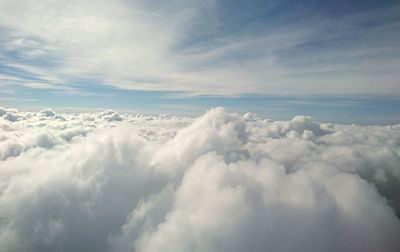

{"left": 1, "top": 2, "right": 400, "bottom": 250}
{"left": 0, "top": 0, "right": 399, "bottom": 124}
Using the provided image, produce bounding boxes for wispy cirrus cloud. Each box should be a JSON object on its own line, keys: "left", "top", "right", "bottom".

{"left": 0, "top": 0, "right": 399, "bottom": 96}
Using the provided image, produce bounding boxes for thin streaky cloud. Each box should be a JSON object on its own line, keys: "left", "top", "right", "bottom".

{"left": 0, "top": 0, "right": 398, "bottom": 96}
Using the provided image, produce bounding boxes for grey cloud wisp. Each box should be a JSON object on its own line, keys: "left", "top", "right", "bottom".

{"left": 1, "top": 107, "right": 400, "bottom": 251}
{"left": 1, "top": 0, "right": 399, "bottom": 96}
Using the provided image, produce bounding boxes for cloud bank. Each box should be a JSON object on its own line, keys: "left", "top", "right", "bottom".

{"left": 1, "top": 106, "right": 400, "bottom": 251}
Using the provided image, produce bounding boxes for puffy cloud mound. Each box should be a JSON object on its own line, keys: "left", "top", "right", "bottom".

{"left": 96, "top": 110, "right": 123, "bottom": 122}
{"left": 39, "top": 109, "right": 56, "bottom": 117}
{"left": 0, "top": 107, "right": 400, "bottom": 252}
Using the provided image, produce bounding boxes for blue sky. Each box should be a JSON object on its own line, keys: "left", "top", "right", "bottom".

{"left": 0, "top": 0, "right": 399, "bottom": 124}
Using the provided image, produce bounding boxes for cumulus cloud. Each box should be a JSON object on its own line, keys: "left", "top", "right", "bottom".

{"left": 0, "top": 107, "right": 400, "bottom": 251}
{"left": 39, "top": 108, "right": 56, "bottom": 117}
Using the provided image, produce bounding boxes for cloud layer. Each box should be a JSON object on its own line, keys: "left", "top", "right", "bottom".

{"left": 1, "top": 106, "right": 400, "bottom": 251}
{"left": 1, "top": 0, "right": 399, "bottom": 96}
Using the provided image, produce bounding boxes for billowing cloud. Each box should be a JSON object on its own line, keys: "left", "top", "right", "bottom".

{"left": 0, "top": 106, "right": 400, "bottom": 251}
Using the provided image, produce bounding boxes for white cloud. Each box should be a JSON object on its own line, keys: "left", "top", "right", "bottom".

{"left": 0, "top": 1, "right": 399, "bottom": 96}
{"left": 0, "top": 106, "right": 400, "bottom": 251}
